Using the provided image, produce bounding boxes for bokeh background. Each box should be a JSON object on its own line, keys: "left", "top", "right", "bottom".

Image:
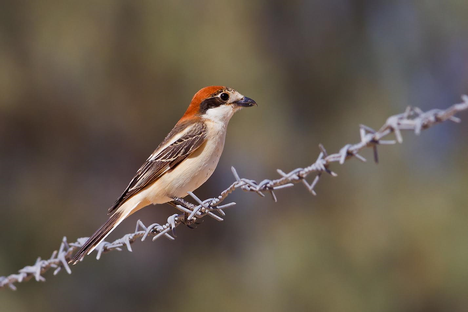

{"left": 1, "top": 1, "right": 468, "bottom": 311}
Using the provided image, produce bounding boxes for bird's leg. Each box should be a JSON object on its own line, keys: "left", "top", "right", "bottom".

{"left": 169, "top": 197, "right": 203, "bottom": 229}
{"left": 172, "top": 197, "right": 193, "bottom": 208}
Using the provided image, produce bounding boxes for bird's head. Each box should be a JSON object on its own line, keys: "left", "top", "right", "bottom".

{"left": 181, "top": 86, "right": 256, "bottom": 123}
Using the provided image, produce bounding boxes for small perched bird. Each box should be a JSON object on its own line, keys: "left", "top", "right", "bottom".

{"left": 70, "top": 86, "right": 256, "bottom": 264}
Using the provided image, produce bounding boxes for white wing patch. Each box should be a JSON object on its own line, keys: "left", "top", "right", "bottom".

{"left": 148, "top": 123, "right": 197, "bottom": 161}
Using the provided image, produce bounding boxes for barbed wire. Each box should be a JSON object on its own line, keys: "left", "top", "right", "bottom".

{"left": 1, "top": 95, "right": 468, "bottom": 290}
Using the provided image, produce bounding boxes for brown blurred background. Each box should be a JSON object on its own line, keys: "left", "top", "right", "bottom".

{"left": 1, "top": 1, "right": 468, "bottom": 311}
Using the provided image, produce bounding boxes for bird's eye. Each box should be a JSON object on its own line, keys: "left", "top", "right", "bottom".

{"left": 220, "top": 93, "right": 230, "bottom": 101}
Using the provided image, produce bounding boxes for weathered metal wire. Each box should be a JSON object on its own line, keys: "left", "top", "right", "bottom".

{"left": 1, "top": 95, "right": 467, "bottom": 290}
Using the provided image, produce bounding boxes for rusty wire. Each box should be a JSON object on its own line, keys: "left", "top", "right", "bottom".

{"left": 1, "top": 95, "right": 467, "bottom": 290}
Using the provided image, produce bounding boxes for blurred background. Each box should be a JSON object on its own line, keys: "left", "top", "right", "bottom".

{"left": 1, "top": 1, "right": 468, "bottom": 311}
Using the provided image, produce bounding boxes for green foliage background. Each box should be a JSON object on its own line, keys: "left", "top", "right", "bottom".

{"left": 1, "top": 1, "right": 467, "bottom": 311}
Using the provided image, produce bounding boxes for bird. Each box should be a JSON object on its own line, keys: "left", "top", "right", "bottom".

{"left": 70, "top": 86, "right": 256, "bottom": 264}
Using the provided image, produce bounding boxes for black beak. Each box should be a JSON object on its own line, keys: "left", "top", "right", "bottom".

{"left": 234, "top": 96, "right": 257, "bottom": 107}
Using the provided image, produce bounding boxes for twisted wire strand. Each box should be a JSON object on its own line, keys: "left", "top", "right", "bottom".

{"left": 1, "top": 95, "right": 467, "bottom": 290}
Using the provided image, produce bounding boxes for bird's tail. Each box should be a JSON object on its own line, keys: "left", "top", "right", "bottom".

{"left": 69, "top": 202, "right": 138, "bottom": 265}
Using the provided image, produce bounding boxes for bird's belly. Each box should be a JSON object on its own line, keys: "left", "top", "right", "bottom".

{"left": 142, "top": 136, "right": 225, "bottom": 204}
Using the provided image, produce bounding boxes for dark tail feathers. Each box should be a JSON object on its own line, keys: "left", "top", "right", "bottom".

{"left": 69, "top": 211, "right": 123, "bottom": 265}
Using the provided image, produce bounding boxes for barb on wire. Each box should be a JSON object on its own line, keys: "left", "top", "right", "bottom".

{"left": 1, "top": 95, "right": 468, "bottom": 290}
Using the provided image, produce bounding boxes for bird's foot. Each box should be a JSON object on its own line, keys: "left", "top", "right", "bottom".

{"left": 169, "top": 198, "right": 204, "bottom": 229}
{"left": 171, "top": 197, "right": 193, "bottom": 208}
{"left": 181, "top": 212, "right": 204, "bottom": 229}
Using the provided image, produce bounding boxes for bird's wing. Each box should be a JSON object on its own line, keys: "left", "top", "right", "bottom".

{"left": 108, "top": 121, "right": 207, "bottom": 214}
